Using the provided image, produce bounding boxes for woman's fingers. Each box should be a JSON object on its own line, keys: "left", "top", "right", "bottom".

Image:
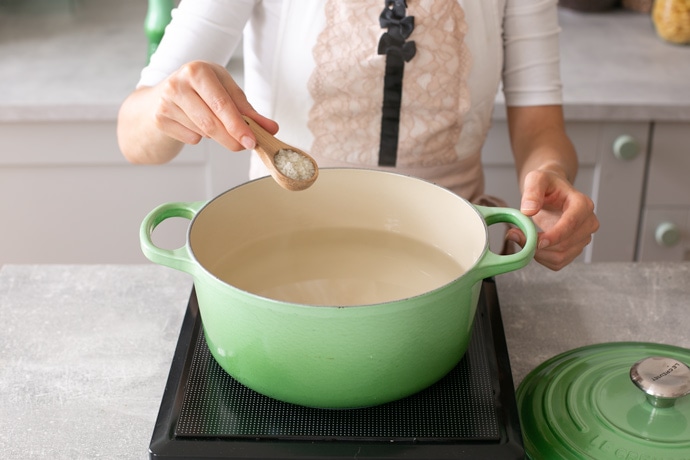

{"left": 508, "top": 169, "right": 599, "bottom": 270}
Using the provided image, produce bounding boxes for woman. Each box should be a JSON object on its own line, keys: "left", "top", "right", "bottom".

{"left": 117, "top": 0, "right": 599, "bottom": 270}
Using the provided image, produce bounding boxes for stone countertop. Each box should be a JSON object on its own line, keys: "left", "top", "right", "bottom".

{"left": 0, "top": 0, "right": 148, "bottom": 121}
{"left": 1, "top": 3, "right": 689, "bottom": 122}
{"left": 1, "top": 262, "right": 689, "bottom": 459}
{"left": 546, "top": 8, "right": 690, "bottom": 122}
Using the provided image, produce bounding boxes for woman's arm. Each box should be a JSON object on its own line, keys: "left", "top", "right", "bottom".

{"left": 117, "top": 0, "right": 277, "bottom": 164}
{"left": 117, "top": 83, "right": 184, "bottom": 164}
{"left": 508, "top": 105, "right": 577, "bottom": 185}
{"left": 505, "top": 105, "right": 599, "bottom": 270}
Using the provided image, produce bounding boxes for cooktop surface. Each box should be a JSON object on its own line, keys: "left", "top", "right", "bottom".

{"left": 149, "top": 278, "right": 524, "bottom": 459}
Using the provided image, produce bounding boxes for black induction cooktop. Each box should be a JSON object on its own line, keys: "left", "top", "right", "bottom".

{"left": 149, "top": 278, "right": 524, "bottom": 459}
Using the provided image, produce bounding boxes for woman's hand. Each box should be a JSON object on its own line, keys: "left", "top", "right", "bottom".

{"left": 118, "top": 60, "right": 278, "bottom": 164}
{"left": 153, "top": 60, "right": 278, "bottom": 151}
{"left": 506, "top": 168, "right": 599, "bottom": 270}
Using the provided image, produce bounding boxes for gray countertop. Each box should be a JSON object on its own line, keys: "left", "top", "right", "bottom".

{"left": 1, "top": 2, "right": 689, "bottom": 122}
{"left": 0, "top": 0, "right": 148, "bottom": 121}
{"left": 554, "top": 9, "right": 690, "bottom": 122}
{"left": 1, "top": 262, "right": 689, "bottom": 459}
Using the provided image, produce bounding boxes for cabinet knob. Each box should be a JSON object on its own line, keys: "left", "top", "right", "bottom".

{"left": 612, "top": 135, "right": 640, "bottom": 161}
{"left": 655, "top": 222, "right": 681, "bottom": 247}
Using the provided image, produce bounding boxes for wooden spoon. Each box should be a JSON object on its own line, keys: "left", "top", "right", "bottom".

{"left": 242, "top": 116, "right": 319, "bottom": 191}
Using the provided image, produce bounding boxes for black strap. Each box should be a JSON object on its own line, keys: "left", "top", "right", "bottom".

{"left": 377, "top": 0, "right": 415, "bottom": 167}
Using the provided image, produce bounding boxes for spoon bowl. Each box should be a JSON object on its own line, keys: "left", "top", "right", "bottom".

{"left": 243, "top": 116, "right": 319, "bottom": 191}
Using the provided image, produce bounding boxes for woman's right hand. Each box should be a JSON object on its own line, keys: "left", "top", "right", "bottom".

{"left": 118, "top": 60, "right": 278, "bottom": 164}
{"left": 154, "top": 60, "right": 278, "bottom": 150}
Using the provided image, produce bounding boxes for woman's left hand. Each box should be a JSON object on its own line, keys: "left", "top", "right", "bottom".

{"left": 505, "top": 168, "right": 599, "bottom": 271}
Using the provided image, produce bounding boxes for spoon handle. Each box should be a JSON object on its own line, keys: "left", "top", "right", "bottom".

{"left": 242, "top": 116, "right": 281, "bottom": 163}
{"left": 242, "top": 115, "right": 319, "bottom": 191}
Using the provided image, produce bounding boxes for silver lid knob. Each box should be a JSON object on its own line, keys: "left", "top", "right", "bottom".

{"left": 630, "top": 356, "right": 690, "bottom": 408}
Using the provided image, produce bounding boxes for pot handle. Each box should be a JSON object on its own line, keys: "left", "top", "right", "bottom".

{"left": 139, "top": 201, "right": 205, "bottom": 275}
{"left": 471, "top": 205, "right": 537, "bottom": 281}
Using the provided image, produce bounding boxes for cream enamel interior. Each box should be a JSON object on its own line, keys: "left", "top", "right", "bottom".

{"left": 188, "top": 169, "right": 489, "bottom": 305}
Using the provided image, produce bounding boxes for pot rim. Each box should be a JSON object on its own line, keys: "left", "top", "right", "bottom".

{"left": 185, "top": 168, "right": 491, "bottom": 309}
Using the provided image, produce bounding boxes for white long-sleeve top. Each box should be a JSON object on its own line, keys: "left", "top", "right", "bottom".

{"left": 139, "top": 0, "right": 562, "bottom": 198}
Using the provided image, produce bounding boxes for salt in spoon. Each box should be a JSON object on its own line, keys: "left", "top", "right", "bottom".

{"left": 242, "top": 116, "right": 319, "bottom": 191}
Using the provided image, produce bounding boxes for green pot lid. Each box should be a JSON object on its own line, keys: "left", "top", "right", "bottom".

{"left": 516, "top": 342, "right": 690, "bottom": 460}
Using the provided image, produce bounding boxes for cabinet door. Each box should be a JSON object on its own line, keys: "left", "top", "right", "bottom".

{"left": 483, "top": 121, "right": 649, "bottom": 262}
{"left": 0, "top": 121, "right": 208, "bottom": 264}
{"left": 637, "top": 122, "right": 690, "bottom": 261}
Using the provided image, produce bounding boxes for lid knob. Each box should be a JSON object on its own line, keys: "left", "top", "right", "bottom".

{"left": 630, "top": 356, "right": 690, "bottom": 408}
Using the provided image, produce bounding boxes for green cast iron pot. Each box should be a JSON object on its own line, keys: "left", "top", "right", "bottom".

{"left": 140, "top": 169, "right": 536, "bottom": 408}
